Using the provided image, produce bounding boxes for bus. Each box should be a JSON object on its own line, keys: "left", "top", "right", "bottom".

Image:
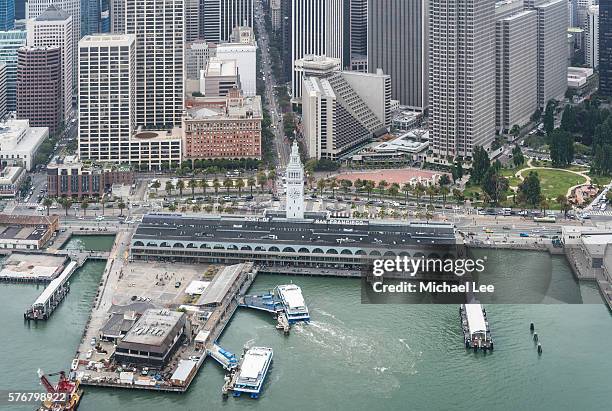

{"left": 533, "top": 216, "right": 555, "bottom": 223}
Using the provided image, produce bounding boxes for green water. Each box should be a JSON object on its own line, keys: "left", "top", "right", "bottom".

{"left": 61, "top": 235, "right": 116, "bottom": 252}
{"left": 1, "top": 242, "right": 611, "bottom": 411}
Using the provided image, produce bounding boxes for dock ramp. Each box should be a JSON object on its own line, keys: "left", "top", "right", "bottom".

{"left": 207, "top": 344, "right": 238, "bottom": 370}
{"left": 239, "top": 294, "right": 281, "bottom": 313}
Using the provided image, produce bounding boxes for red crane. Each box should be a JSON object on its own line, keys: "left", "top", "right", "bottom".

{"left": 38, "top": 369, "right": 77, "bottom": 394}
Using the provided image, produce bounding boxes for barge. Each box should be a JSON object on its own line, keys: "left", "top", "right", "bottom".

{"left": 460, "top": 303, "right": 493, "bottom": 351}
{"left": 228, "top": 347, "right": 273, "bottom": 399}
{"left": 275, "top": 284, "right": 309, "bottom": 323}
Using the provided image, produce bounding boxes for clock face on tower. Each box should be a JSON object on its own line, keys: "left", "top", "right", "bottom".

{"left": 288, "top": 188, "right": 301, "bottom": 199}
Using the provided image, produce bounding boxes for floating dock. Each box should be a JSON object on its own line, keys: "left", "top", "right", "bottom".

{"left": 24, "top": 261, "right": 78, "bottom": 320}
{"left": 239, "top": 284, "right": 309, "bottom": 333}
{"left": 460, "top": 303, "right": 493, "bottom": 351}
{"left": 223, "top": 347, "right": 273, "bottom": 399}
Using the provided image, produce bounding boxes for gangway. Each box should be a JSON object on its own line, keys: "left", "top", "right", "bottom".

{"left": 238, "top": 293, "right": 281, "bottom": 313}
{"left": 24, "top": 260, "right": 78, "bottom": 320}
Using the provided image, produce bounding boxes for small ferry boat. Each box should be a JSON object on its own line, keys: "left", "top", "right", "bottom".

{"left": 232, "top": 347, "right": 273, "bottom": 398}
{"left": 274, "top": 284, "right": 309, "bottom": 323}
{"left": 460, "top": 304, "right": 493, "bottom": 351}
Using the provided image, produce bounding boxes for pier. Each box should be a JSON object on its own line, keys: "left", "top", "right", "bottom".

{"left": 24, "top": 260, "right": 78, "bottom": 320}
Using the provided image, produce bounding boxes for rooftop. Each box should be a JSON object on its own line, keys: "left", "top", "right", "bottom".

{"left": 35, "top": 4, "right": 71, "bottom": 22}
{"left": 206, "top": 57, "right": 237, "bottom": 77}
{"left": 119, "top": 309, "right": 185, "bottom": 350}
{"left": 196, "top": 264, "right": 245, "bottom": 306}
{"left": 132, "top": 127, "right": 182, "bottom": 141}
{"left": 186, "top": 95, "right": 262, "bottom": 120}
{"left": 0, "top": 119, "right": 48, "bottom": 152}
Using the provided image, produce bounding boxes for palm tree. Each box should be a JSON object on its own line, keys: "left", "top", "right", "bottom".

{"left": 176, "top": 180, "right": 185, "bottom": 197}
{"left": 151, "top": 180, "right": 161, "bottom": 193}
{"left": 81, "top": 199, "right": 89, "bottom": 216}
{"left": 165, "top": 181, "right": 174, "bottom": 196}
{"left": 556, "top": 194, "right": 570, "bottom": 218}
{"left": 235, "top": 178, "right": 245, "bottom": 197}
{"left": 188, "top": 179, "right": 198, "bottom": 199}
{"left": 402, "top": 183, "right": 411, "bottom": 203}
{"left": 100, "top": 197, "right": 106, "bottom": 215}
{"left": 452, "top": 188, "right": 464, "bottom": 205}
{"left": 43, "top": 198, "right": 52, "bottom": 216}
{"left": 377, "top": 180, "right": 388, "bottom": 199}
{"left": 61, "top": 198, "right": 72, "bottom": 216}
{"left": 192, "top": 204, "right": 201, "bottom": 213}
{"left": 540, "top": 198, "right": 549, "bottom": 215}
{"left": 223, "top": 178, "right": 234, "bottom": 194}
{"left": 247, "top": 177, "right": 256, "bottom": 195}
{"left": 426, "top": 186, "right": 437, "bottom": 206}
{"left": 413, "top": 183, "right": 425, "bottom": 207}
{"left": 257, "top": 172, "right": 267, "bottom": 193}
{"left": 200, "top": 179, "right": 208, "bottom": 195}
{"left": 118, "top": 201, "right": 126, "bottom": 216}
{"left": 440, "top": 186, "right": 450, "bottom": 209}
{"left": 389, "top": 183, "right": 400, "bottom": 199}
{"left": 364, "top": 180, "right": 375, "bottom": 201}
{"left": 340, "top": 179, "right": 352, "bottom": 194}
{"left": 213, "top": 178, "right": 221, "bottom": 195}
{"left": 317, "top": 179, "right": 326, "bottom": 196}
{"left": 328, "top": 178, "right": 338, "bottom": 198}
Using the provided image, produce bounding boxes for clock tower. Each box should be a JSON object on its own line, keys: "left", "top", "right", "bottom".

{"left": 286, "top": 141, "right": 305, "bottom": 219}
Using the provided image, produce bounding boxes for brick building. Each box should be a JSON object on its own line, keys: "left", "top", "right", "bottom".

{"left": 183, "top": 88, "right": 262, "bottom": 160}
{"left": 46, "top": 155, "right": 134, "bottom": 198}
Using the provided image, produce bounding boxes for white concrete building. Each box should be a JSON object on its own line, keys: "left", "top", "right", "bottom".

{"left": 0, "top": 166, "right": 25, "bottom": 197}
{"left": 26, "top": 5, "right": 73, "bottom": 121}
{"left": 429, "top": 0, "right": 496, "bottom": 162}
{"left": 291, "top": 0, "right": 344, "bottom": 100}
{"left": 495, "top": 3, "right": 539, "bottom": 131}
{"left": 0, "top": 119, "right": 48, "bottom": 170}
{"left": 27, "top": 0, "right": 79, "bottom": 83}
{"left": 186, "top": 40, "right": 217, "bottom": 79}
{"left": 216, "top": 26, "right": 257, "bottom": 96}
{"left": 585, "top": 5, "right": 598, "bottom": 68}
{"left": 110, "top": 0, "right": 125, "bottom": 33}
{"left": 78, "top": 34, "right": 136, "bottom": 163}
{"left": 126, "top": 0, "right": 185, "bottom": 128}
{"left": 0, "top": 62, "right": 5, "bottom": 118}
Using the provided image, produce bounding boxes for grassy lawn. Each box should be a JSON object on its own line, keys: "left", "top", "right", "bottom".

{"left": 499, "top": 166, "right": 525, "bottom": 187}
{"left": 589, "top": 173, "right": 612, "bottom": 187}
{"left": 531, "top": 169, "right": 587, "bottom": 199}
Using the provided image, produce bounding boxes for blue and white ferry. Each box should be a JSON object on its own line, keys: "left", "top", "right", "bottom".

{"left": 232, "top": 347, "right": 273, "bottom": 399}
{"left": 275, "top": 284, "right": 310, "bottom": 323}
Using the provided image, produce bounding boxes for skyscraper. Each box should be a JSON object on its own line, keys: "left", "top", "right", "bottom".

{"left": 350, "top": 0, "right": 367, "bottom": 71}
{"left": 0, "top": 62, "right": 7, "bottom": 118}
{"left": 26, "top": 4, "right": 73, "bottom": 121}
{"left": 429, "top": 0, "right": 496, "bottom": 162}
{"left": 586, "top": 5, "right": 599, "bottom": 68}
{"left": 200, "top": 0, "right": 221, "bottom": 41}
{"left": 526, "top": 0, "right": 568, "bottom": 107}
{"left": 600, "top": 0, "right": 612, "bottom": 95}
{"left": 185, "top": 0, "right": 199, "bottom": 42}
{"left": 200, "top": 0, "right": 253, "bottom": 42}
{"left": 495, "top": 3, "right": 538, "bottom": 132}
{"left": 0, "top": 0, "right": 15, "bottom": 31}
{"left": 16, "top": 45, "right": 62, "bottom": 133}
{"left": 125, "top": 0, "right": 184, "bottom": 128}
{"left": 109, "top": 0, "right": 124, "bottom": 33}
{"left": 0, "top": 30, "right": 26, "bottom": 111}
{"left": 367, "top": 0, "right": 428, "bottom": 111}
{"left": 78, "top": 34, "right": 135, "bottom": 162}
{"left": 291, "top": 0, "right": 344, "bottom": 100}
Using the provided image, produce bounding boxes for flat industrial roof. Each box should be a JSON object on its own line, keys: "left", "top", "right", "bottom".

{"left": 119, "top": 309, "right": 185, "bottom": 349}
{"left": 196, "top": 264, "right": 244, "bottom": 306}
{"left": 170, "top": 359, "right": 197, "bottom": 382}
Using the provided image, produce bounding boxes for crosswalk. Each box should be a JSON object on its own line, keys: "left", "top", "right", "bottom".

{"left": 585, "top": 210, "right": 612, "bottom": 216}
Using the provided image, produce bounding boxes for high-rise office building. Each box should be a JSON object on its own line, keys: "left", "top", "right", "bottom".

{"left": 109, "top": 0, "right": 124, "bottom": 33}
{"left": 0, "top": 62, "right": 6, "bottom": 118}
{"left": 16, "top": 45, "right": 62, "bottom": 134}
{"left": 495, "top": 3, "right": 538, "bottom": 132}
{"left": 429, "top": 0, "right": 496, "bottom": 162}
{"left": 350, "top": 0, "right": 367, "bottom": 71}
{"left": 78, "top": 34, "right": 135, "bottom": 162}
{"left": 280, "top": 0, "right": 292, "bottom": 82}
{"left": 291, "top": 0, "right": 344, "bottom": 100}
{"left": 15, "top": 0, "right": 25, "bottom": 20}
{"left": 527, "top": 0, "right": 568, "bottom": 107}
{"left": 28, "top": 0, "right": 80, "bottom": 84}
{"left": 0, "top": 30, "right": 26, "bottom": 111}
{"left": 600, "top": 1, "right": 612, "bottom": 95}
{"left": 26, "top": 4, "right": 73, "bottom": 121}
{"left": 271, "top": 0, "right": 281, "bottom": 30}
{"left": 200, "top": 0, "right": 253, "bottom": 42}
{"left": 186, "top": 0, "right": 199, "bottom": 41}
{"left": 125, "top": 0, "right": 184, "bottom": 128}
{"left": 216, "top": 26, "right": 257, "bottom": 96}
{"left": 0, "top": 0, "right": 15, "bottom": 31}
{"left": 186, "top": 40, "right": 216, "bottom": 79}
{"left": 577, "top": 0, "right": 593, "bottom": 28}
{"left": 585, "top": 5, "right": 599, "bottom": 67}
{"left": 367, "top": 0, "right": 428, "bottom": 111}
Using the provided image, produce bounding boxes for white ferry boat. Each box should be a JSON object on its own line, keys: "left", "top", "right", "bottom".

{"left": 275, "top": 284, "right": 310, "bottom": 323}
{"left": 460, "top": 303, "right": 493, "bottom": 351}
{"left": 232, "top": 347, "right": 273, "bottom": 398}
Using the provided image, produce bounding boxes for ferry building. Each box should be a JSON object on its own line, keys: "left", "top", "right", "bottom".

{"left": 130, "top": 143, "right": 458, "bottom": 269}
